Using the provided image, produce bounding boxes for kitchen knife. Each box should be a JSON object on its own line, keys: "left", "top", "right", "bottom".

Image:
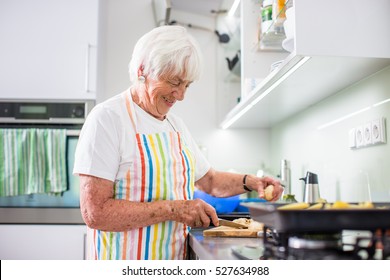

{"left": 218, "top": 219, "right": 248, "bottom": 229}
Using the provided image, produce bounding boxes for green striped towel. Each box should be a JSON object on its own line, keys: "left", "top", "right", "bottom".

{"left": 0, "top": 128, "right": 68, "bottom": 197}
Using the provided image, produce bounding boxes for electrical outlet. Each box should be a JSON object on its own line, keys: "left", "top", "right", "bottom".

{"left": 348, "top": 128, "right": 356, "bottom": 148}
{"left": 372, "top": 118, "right": 386, "bottom": 144}
{"left": 349, "top": 118, "right": 386, "bottom": 150}
{"left": 363, "top": 122, "right": 372, "bottom": 146}
{"left": 355, "top": 126, "right": 364, "bottom": 148}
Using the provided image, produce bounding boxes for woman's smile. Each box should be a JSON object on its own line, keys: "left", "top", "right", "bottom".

{"left": 162, "top": 96, "right": 175, "bottom": 107}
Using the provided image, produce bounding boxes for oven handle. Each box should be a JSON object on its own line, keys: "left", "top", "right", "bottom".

{"left": 0, "top": 117, "right": 84, "bottom": 124}
{"left": 49, "top": 118, "right": 84, "bottom": 124}
{"left": 67, "top": 129, "right": 80, "bottom": 136}
{"left": 0, "top": 127, "right": 80, "bottom": 136}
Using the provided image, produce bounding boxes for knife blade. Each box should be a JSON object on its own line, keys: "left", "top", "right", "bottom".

{"left": 218, "top": 219, "right": 248, "bottom": 229}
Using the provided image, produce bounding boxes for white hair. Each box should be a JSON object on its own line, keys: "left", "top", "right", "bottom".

{"left": 129, "top": 25, "right": 203, "bottom": 84}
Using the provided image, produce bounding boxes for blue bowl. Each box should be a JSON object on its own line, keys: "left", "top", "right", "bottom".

{"left": 193, "top": 190, "right": 240, "bottom": 214}
{"left": 235, "top": 198, "right": 267, "bottom": 212}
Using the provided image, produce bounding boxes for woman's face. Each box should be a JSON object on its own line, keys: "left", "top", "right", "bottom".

{"left": 139, "top": 76, "right": 192, "bottom": 120}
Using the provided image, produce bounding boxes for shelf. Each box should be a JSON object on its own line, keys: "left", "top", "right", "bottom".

{"left": 257, "top": 0, "right": 291, "bottom": 51}
{"left": 220, "top": 0, "right": 390, "bottom": 129}
{"left": 220, "top": 52, "right": 390, "bottom": 129}
{"left": 258, "top": 31, "right": 286, "bottom": 51}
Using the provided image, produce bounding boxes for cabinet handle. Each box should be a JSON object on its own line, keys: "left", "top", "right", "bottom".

{"left": 83, "top": 233, "right": 87, "bottom": 260}
{"left": 85, "top": 44, "right": 91, "bottom": 93}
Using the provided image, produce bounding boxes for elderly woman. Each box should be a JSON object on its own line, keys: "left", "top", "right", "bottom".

{"left": 73, "top": 25, "right": 282, "bottom": 260}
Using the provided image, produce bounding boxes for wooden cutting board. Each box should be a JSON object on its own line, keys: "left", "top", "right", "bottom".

{"left": 203, "top": 226, "right": 260, "bottom": 238}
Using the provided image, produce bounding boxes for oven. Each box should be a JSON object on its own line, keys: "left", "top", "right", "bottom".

{"left": 0, "top": 100, "right": 94, "bottom": 223}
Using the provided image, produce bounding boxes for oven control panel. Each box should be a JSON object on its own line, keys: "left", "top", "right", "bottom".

{"left": 0, "top": 100, "right": 95, "bottom": 123}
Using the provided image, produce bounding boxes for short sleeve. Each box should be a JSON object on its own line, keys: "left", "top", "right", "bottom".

{"left": 73, "top": 105, "right": 121, "bottom": 182}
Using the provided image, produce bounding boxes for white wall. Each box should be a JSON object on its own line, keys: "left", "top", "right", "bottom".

{"left": 270, "top": 66, "right": 390, "bottom": 203}
{"left": 98, "top": 0, "right": 269, "bottom": 174}
{"left": 97, "top": 0, "right": 155, "bottom": 102}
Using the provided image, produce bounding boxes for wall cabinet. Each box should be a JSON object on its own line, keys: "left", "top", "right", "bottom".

{"left": 220, "top": 0, "right": 390, "bottom": 129}
{"left": 0, "top": 0, "right": 99, "bottom": 100}
{"left": 0, "top": 224, "right": 87, "bottom": 260}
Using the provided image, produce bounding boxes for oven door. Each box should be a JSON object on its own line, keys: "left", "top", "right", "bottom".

{"left": 0, "top": 135, "right": 80, "bottom": 208}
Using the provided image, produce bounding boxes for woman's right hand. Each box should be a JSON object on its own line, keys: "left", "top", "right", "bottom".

{"left": 171, "top": 199, "right": 219, "bottom": 228}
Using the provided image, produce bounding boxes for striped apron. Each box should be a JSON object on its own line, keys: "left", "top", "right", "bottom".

{"left": 87, "top": 92, "right": 196, "bottom": 260}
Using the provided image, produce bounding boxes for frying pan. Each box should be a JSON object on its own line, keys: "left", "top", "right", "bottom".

{"left": 242, "top": 202, "right": 390, "bottom": 232}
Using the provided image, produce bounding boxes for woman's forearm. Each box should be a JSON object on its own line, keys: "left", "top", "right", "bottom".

{"left": 196, "top": 168, "right": 283, "bottom": 201}
{"left": 79, "top": 174, "right": 218, "bottom": 231}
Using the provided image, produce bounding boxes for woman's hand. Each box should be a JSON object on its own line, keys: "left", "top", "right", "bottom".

{"left": 247, "top": 175, "right": 283, "bottom": 202}
{"left": 171, "top": 199, "right": 219, "bottom": 228}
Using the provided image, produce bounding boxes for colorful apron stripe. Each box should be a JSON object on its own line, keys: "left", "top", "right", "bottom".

{"left": 125, "top": 92, "right": 137, "bottom": 130}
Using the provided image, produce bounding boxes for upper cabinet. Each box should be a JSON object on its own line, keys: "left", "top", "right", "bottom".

{"left": 220, "top": 0, "right": 390, "bottom": 129}
{"left": 0, "top": 0, "right": 99, "bottom": 100}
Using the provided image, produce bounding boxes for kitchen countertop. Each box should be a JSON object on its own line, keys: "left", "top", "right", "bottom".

{"left": 188, "top": 228, "right": 264, "bottom": 260}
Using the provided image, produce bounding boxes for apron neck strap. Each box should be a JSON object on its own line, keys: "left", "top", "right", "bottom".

{"left": 125, "top": 88, "right": 138, "bottom": 132}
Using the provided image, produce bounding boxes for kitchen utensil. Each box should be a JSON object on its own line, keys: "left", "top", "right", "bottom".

{"left": 218, "top": 219, "right": 248, "bottom": 229}
{"left": 242, "top": 202, "right": 390, "bottom": 232}
{"left": 226, "top": 50, "right": 241, "bottom": 77}
{"left": 215, "top": 30, "right": 230, "bottom": 43}
{"left": 300, "top": 171, "right": 320, "bottom": 203}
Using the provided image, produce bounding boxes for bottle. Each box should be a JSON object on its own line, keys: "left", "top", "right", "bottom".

{"left": 280, "top": 159, "right": 291, "bottom": 194}
{"left": 272, "top": 0, "right": 286, "bottom": 33}
{"left": 261, "top": 0, "right": 274, "bottom": 34}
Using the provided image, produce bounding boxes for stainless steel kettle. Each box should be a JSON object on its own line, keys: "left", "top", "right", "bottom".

{"left": 300, "top": 172, "right": 320, "bottom": 203}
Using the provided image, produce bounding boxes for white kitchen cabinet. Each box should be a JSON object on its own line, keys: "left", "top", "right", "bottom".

{"left": 0, "top": 224, "right": 87, "bottom": 260}
{"left": 220, "top": 0, "right": 390, "bottom": 129}
{"left": 0, "top": 0, "right": 99, "bottom": 100}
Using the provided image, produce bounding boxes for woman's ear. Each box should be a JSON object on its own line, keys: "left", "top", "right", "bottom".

{"left": 137, "top": 66, "right": 145, "bottom": 83}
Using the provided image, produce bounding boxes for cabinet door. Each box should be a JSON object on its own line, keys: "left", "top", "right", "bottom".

{"left": 0, "top": 0, "right": 98, "bottom": 100}
{"left": 0, "top": 225, "right": 87, "bottom": 260}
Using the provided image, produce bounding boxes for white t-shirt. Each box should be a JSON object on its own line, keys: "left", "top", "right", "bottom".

{"left": 73, "top": 91, "right": 210, "bottom": 182}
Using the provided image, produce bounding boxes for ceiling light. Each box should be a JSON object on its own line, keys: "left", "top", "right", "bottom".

{"left": 221, "top": 56, "right": 311, "bottom": 129}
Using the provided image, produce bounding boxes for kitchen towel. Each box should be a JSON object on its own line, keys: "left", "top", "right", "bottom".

{"left": 0, "top": 128, "right": 68, "bottom": 196}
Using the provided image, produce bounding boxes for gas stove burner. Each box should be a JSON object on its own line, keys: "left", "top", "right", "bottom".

{"left": 288, "top": 235, "right": 342, "bottom": 250}
{"left": 287, "top": 233, "right": 356, "bottom": 260}
{"left": 261, "top": 226, "right": 389, "bottom": 260}
{"left": 288, "top": 247, "right": 361, "bottom": 260}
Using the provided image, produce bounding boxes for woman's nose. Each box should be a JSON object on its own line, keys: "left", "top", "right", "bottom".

{"left": 172, "top": 87, "right": 186, "bottom": 101}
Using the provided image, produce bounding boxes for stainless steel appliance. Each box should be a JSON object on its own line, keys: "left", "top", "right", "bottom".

{"left": 280, "top": 159, "right": 291, "bottom": 194}
{"left": 300, "top": 171, "right": 320, "bottom": 203}
{"left": 0, "top": 100, "right": 94, "bottom": 223}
